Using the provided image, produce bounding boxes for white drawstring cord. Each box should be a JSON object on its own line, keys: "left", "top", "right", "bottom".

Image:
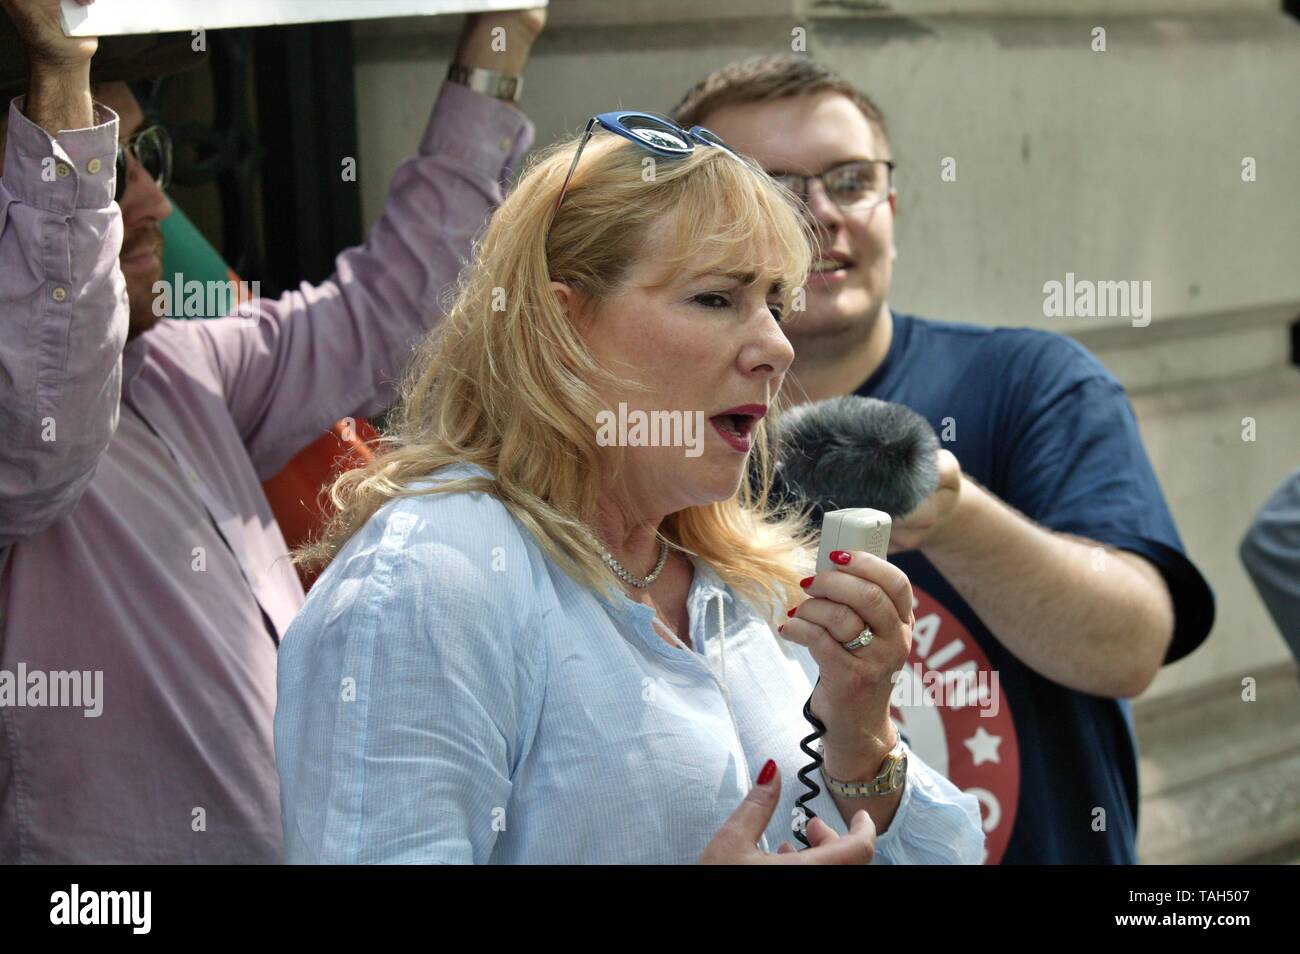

{"left": 717, "top": 596, "right": 727, "bottom": 687}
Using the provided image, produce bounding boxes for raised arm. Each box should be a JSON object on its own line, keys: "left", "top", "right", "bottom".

{"left": 762, "top": 646, "right": 987, "bottom": 864}
{"left": 0, "top": 0, "right": 126, "bottom": 548}
{"left": 193, "top": 11, "right": 543, "bottom": 481}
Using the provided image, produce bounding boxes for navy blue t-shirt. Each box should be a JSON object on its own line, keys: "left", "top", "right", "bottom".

{"left": 855, "top": 312, "right": 1214, "bottom": 864}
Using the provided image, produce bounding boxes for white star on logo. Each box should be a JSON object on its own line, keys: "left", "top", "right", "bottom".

{"left": 964, "top": 726, "right": 1002, "bottom": 766}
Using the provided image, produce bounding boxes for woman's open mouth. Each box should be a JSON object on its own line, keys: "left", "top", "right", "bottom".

{"left": 708, "top": 404, "right": 766, "bottom": 453}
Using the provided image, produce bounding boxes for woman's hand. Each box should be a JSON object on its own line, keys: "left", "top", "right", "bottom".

{"left": 779, "top": 550, "right": 914, "bottom": 778}
{"left": 698, "top": 760, "right": 876, "bottom": 864}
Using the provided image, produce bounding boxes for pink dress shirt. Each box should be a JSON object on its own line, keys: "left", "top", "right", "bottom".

{"left": 0, "top": 82, "right": 531, "bottom": 862}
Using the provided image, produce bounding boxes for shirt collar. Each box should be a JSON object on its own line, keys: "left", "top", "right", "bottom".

{"left": 437, "top": 459, "right": 741, "bottom": 625}
{"left": 687, "top": 559, "right": 733, "bottom": 614}
{"left": 591, "top": 553, "right": 736, "bottom": 634}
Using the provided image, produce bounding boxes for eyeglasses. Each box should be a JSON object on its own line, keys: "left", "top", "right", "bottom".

{"left": 546, "top": 110, "right": 744, "bottom": 240}
{"left": 770, "top": 159, "right": 896, "bottom": 212}
{"left": 114, "top": 125, "right": 173, "bottom": 202}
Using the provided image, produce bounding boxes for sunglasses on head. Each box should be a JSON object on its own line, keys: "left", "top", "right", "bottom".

{"left": 546, "top": 110, "right": 746, "bottom": 241}
{"left": 114, "top": 125, "right": 172, "bottom": 203}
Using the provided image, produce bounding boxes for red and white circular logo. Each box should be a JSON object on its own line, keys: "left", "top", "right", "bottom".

{"left": 890, "top": 584, "right": 1020, "bottom": 864}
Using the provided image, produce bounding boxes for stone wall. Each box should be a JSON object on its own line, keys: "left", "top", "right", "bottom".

{"left": 353, "top": 0, "right": 1300, "bottom": 701}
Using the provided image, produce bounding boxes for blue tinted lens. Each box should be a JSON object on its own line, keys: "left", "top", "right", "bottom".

{"left": 627, "top": 124, "right": 690, "bottom": 152}
{"left": 690, "top": 127, "right": 726, "bottom": 147}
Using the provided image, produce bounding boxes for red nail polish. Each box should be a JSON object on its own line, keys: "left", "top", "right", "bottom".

{"left": 777, "top": 624, "right": 785, "bottom": 633}
{"left": 787, "top": 606, "right": 797, "bottom": 617}
{"left": 799, "top": 576, "right": 814, "bottom": 589}
{"left": 830, "top": 550, "right": 851, "bottom": 565}
{"left": 757, "top": 759, "right": 777, "bottom": 785}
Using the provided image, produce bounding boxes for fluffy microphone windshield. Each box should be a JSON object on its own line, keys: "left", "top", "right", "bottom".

{"left": 769, "top": 395, "right": 940, "bottom": 520}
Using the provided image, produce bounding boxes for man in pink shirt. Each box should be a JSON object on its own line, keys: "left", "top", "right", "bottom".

{"left": 0, "top": 0, "right": 542, "bottom": 862}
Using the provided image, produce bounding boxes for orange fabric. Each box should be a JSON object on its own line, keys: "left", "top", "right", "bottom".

{"left": 261, "top": 417, "right": 381, "bottom": 590}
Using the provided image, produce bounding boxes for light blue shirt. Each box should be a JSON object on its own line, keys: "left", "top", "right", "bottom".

{"left": 275, "top": 463, "right": 984, "bottom": 864}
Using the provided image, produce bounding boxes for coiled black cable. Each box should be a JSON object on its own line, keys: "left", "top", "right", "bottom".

{"left": 793, "top": 678, "right": 826, "bottom": 849}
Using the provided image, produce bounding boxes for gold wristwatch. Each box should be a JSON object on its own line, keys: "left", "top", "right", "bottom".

{"left": 820, "top": 739, "right": 908, "bottom": 797}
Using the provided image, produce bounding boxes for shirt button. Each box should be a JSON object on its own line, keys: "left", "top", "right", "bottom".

{"left": 55, "top": 162, "right": 71, "bottom": 178}
{"left": 87, "top": 157, "right": 102, "bottom": 174}
{"left": 187, "top": 469, "right": 199, "bottom": 482}
{"left": 500, "top": 137, "right": 512, "bottom": 152}
{"left": 51, "top": 286, "right": 68, "bottom": 302}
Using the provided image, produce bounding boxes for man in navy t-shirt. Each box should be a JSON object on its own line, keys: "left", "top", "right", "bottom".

{"left": 673, "top": 56, "right": 1214, "bottom": 863}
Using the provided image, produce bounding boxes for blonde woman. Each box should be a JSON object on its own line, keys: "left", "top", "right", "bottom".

{"left": 275, "top": 112, "right": 983, "bottom": 864}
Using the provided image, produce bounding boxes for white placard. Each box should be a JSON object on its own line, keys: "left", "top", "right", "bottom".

{"left": 61, "top": 0, "right": 544, "bottom": 37}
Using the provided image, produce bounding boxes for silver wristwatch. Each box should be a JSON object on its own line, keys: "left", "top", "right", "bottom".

{"left": 820, "top": 739, "right": 908, "bottom": 797}
{"left": 447, "top": 64, "right": 523, "bottom": 103}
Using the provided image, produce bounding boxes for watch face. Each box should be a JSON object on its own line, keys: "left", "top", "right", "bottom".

{"left": 888, "top": 755, "right": 908, "bottom": 789}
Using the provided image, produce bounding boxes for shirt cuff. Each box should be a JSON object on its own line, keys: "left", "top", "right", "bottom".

{"left": 4, "top": 97, "right": 119, "bottom": 212}
{"left": 420, "top": 80, "right": 534, "bottom": 189}
{"left": 806, "top": 740, "right": 986, "bottom": 865}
